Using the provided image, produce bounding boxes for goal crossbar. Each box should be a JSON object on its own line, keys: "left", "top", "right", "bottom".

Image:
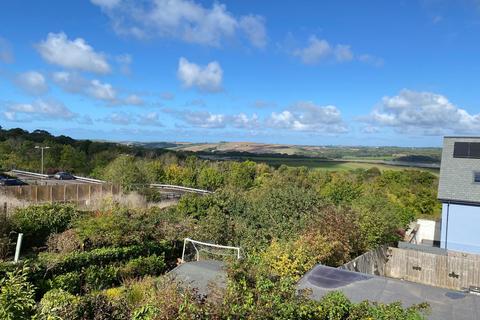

{"left": 181, "top": 237, "right": 241, "bottom": 262}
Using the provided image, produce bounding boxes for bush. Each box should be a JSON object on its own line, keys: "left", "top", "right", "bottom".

{"left": 0, "top": 266, "right": 36, "bottom": 320}
{"left": 38, "top": 241, "right": 172, "bottom": 276}
{"left": 74, "top": 208, "right": 166, "bottom": 248}
{"left": 49, "top": 271, "right": 82, "bottom": 294}
{"left": 76, "top": 292, "right": 130, "bottom": 320}
{"left": 10, "top": 203, "right": 77, "bottom": 248}
{"left": 84, "top": 265, "right": 119, "bottom": 292}
{"left": 119, "top": 254, "right": 166, "bottom": 279}
{"left": 46, "top": 229, "right": 81, "bottom": 254}
{"left": 37, "top": 288, "right": 80, "bottom": 320}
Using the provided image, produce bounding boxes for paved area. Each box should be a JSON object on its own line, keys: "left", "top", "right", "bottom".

{"left": 297, "top": 264, "right": 480, "bottom": 320}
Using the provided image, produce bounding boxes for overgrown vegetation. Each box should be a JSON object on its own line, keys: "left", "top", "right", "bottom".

{"left": 0, "top": 129, "right": 438, "bottom": 319}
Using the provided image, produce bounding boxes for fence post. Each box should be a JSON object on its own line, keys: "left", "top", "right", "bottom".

{"left": 14, "top": 233, "right": 23, "bottom": 263}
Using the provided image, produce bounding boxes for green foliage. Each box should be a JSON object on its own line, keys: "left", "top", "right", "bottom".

{"left": 49, "top": 271, "right": 82, "bottom": 295}
{"left": 74, "top": 208, "right": 173, "bottom": 248}
{"left": 119, "top": 254, "right": 166, "bottom": 279}
{"left": 0, "top": 266, "right": 36, "bottom": 320}
{"left": 102, "top": 155, "right": 146, "bottom": 191}
{"left": 84, "top": 265, "right": 119, "bottom": 291}
{"left": 37, "top": 289, "right": 80, "bottom": 320}
{"left": 38, "top": 242, "right": 172, "bottom": 277}
{"left": 10, "top": 203, "right": 77, "bottom": 248}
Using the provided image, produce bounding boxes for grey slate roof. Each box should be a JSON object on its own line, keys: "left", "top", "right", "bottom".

{"left": 438, "top": 137, "right": 480, "bottom": 204}
{"left": 297, "top": 264, "right": 480, "bottom": 320}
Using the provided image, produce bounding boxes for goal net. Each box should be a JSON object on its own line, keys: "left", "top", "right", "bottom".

{"left": 181, "top": 238, "right": 241, "bottom": 263}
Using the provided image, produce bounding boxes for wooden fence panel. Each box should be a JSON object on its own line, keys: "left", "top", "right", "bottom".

{"left": 0, "top": 183, "right": 121, "bottom": 204}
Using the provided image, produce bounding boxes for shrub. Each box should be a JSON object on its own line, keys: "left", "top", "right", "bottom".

{"left": 0, "top": 266, "right": 36, "bottom": 320}
{"left": 74, "top": 208, "right": 166, "bottom": 248}
{"left": 46, "top": 229, "right": 81, "bottom": 254}
{"left": 84, "top": 265, "right": 119, "bottom": 292}
{"left": 38, "top": 241, "right": 172, "bottom": 276}
{"left": 10, "top": 203, "right": 77, "bottom": 248}
{"left": 49, "top": 271, "right": 82, "bottom": 294}
{"left": 119, "top": 254, "right": 166, "bottom": 279}
{"left": 262, "top": 233, "right": 336, "bottom": 280}
{"left": 36, "top": 289, "right": 80, "bottom": 320}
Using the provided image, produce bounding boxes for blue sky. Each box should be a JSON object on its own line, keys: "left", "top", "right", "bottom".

{"left": 1, "top": 0, "right": 480, "bottom": 147}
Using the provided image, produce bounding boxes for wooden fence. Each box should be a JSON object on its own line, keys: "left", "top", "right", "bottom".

{"left": 0, "top": 183, "right": 121, "bottom": 205}
{"left": 385, "top": 247, "right": 480, "bottom": 291}
{"left": 341, "top": 245, "right": 480, "bottom": 291}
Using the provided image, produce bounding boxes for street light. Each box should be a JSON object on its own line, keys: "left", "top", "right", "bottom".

{"left": 35, "top": 146, "right": 50, "bottom": 174}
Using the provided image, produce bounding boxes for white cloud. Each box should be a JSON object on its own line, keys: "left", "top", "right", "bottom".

{"left": 36, "top": 32, "right": 111, "bottom": 74}
{"left": 103, "top": 112, "right": 131, "bottom": 125}
{"left": 90, "top": 0, "right": 267, "bottom": 48}
{"left": 364, "top": 89, "right": 480, "bottom": 135}
{"left": 15, "top": 71, "right": 49, "bottom": 95}
{"left": 239, "top": 15, "right": 267, "bottom": 48}
{"left": 91, "top": 0, "right": 120, "bottom": 9}
{"left": 87, "top": 79, "right": 117, "bottom": 101}
{"left": 124, "top": 94, "right": 144, "bottom": 106}
{"left": 334, "top": 45, "right": 354, "bottom": 62}
{"left": 52, "top": 71, "right": 144, "bottom": 105}
{"left": 232, "top": 113, "right": 259, "bottom": 129}
{"left": 2, "top": 98, "right": 76, "bottom": 121}
{"left": 182, "top": 110, "right": 226, "bottom": 128}
{"left": 357, "top": 54, "right": 384, "bottom": 67}
{"left": 266, "top": 101, "right": 348, "bottom": 133}
{"left": 293, "top": 36, "right": 332, "bottom": 64}
{"left": 138, "top": 112, "right": 162, "bottom": 126}
{"left": 0, "top": 37, "right": 13, "bottom": 63}
{"left": 177, "top": 57, "right": 223, "bottom": 92}
{"left": 293, "top": 35, "right": 380, "bottom": 66}
{"left": 361, "top": 125, "right": 380, "bottom": 134}
{"left": 102, "top": 111, "right": 162, "bottom": 126}
{"left": 52, "top": 71, "right": 87, "bottom": 93}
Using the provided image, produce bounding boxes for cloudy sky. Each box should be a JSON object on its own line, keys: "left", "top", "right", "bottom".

{"left": 1, "top": 0, "right": 480, "bottom": 146}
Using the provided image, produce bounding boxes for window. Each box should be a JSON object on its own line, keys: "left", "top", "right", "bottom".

{"left": 474, "top": 172, "right": 480, "bottom": 183}
{"left": 454, "top": 142, "right": 469, "bottom": 158}
{"left": 453, "top": 142, "right": 480, "bottom": 159}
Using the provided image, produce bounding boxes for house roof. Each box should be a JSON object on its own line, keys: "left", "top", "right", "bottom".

{"left": 297, "top": 264, "right": 480, "bottom": 320}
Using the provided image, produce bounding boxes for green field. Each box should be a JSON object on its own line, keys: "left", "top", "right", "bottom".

{"left": 236, "top": 156, "right": 440, "bottom": 175}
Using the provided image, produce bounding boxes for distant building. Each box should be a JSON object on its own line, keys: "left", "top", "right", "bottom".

{"left": 438, "top": 137, "right": 480, "bottom": 254}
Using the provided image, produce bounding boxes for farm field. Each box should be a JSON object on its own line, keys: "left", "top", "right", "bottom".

{"left": 206, "top": 155, "right": 440, "bottom": 174}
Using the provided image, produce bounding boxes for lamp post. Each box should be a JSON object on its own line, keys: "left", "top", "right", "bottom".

{"left": 35, "top": 146, "right": 50, "bottom": 174}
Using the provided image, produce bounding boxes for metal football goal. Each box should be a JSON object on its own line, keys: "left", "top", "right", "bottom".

{"left": 181, "top": 238, "right": 242, "bottom": 263}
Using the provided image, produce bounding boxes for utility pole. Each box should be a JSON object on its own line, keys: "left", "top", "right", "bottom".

{"left": 35, "top": 146, "right": 50, "bottom": 174}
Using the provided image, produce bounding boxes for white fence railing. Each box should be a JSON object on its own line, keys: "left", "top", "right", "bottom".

{"left": 150, "top": 184, "right": 213, "bottom": 195}
{"left": 11, "top": 169, "right": 105, "bottom": 184}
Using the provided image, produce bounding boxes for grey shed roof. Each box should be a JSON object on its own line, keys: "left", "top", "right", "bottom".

{"left": 168, "top": 260, "right": 226, "bottom": 296}
{"left": 297, "top": 264, "right": 480, "bottom": 320}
